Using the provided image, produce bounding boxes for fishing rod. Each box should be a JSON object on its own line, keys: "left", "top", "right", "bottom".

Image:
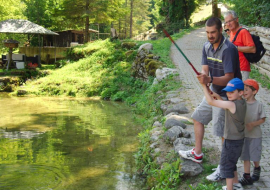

{"left": 163, "top": 29, "right": 215, "bottom": 97}
{"left": 163, "top": 29, "right": 200, "bottom": 75}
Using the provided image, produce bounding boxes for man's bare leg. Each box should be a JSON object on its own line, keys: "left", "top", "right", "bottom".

{"left": 193, "top": 119, "right": 204, "bottom": 155}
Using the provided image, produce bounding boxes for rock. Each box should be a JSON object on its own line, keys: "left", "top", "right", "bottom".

{"left": 164, "top": 115, "right": 187, "bottom": 129}
{"left": 165, "top": 112, "right": 180, "bottom": 118}
{"left": 121, "top": 42, "right": 137, "bottom": 49}
{"left": 183, "top": 131, "right": 191, "bottom": 138}
{"left": 17, "top": 89, "right": 27, "bottom": 95}
{"left": 180, "top": 159, "right": 203, "bottom": 177}
{"left": 138, "top": 43, "right": 153, "bottom": 52}
{"left": 160, "top": 104, "right": 168, "bottom": 113}
{"left": 150, "top": 142, "right": 159, "bottom": 149}
{"left": 152, "top": 121, "right": 162, "bottom": 128}
{"left": 156, "top": 156, "right": 166, "bottom": 165}
{"left": 155, "top": 68, "right": 178, "bottom": 82}
{"left": 164, "top": 103, "right": 189, "bottom": 115}
{"left": 169, "top": 97, "right": 182, "bottom": 104}
{"left": 152, "top": 78, "right": 158, "bottom": 85}
{"left": 173, "top": 138, "right": 191, "bottom": 153}
{"left": 152, "top": 130, "right": 163, "bottom": 136}
{"left": 164, "top": 126, "right": 184, "bottom": 143}
{"left": 150, "top": 135, "right": 159, "bottom": 142}
{"left": 181, "top": 138, "right": 193, "bottom": 145}
{"left": 154, "top": 148, "right": 161, "bottom": 154}
{"left": 165, "top": 90, "right": 182, "bottom": 99}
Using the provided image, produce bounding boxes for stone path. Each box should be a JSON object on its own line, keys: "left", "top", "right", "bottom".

{"left": 170, "top": 27, "right": 270, "bottom": 190}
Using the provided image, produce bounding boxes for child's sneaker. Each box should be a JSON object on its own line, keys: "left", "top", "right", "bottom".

{"left": 178, "top": 148, "right": 203, "bottom": 163}
{"left": 251, "top": 166, "right": 261, "bottom": 181}
{"left": 239, "top": 174, "right": 253, "bottom": 185}
{"left": 222, "top": 183, "right": 243, "bottom": 190}
{"left": 206, "top": 165, "right": 224, "bottom": 181}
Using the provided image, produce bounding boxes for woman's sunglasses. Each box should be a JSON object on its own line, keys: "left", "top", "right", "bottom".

{"left": 224, "top": 29, "right": 230, "bottom": 32}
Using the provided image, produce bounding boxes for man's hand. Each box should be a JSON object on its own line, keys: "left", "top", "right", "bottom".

{"left": 197, "top": 73, "right": 211, "bottom": 84}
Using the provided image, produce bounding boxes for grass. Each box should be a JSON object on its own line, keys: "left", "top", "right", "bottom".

{"left": 250, "top": 65, "right": 270, "bottom": 90}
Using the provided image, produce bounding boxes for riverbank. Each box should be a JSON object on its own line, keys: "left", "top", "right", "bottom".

{"left": 171, "top": 27, "right": 270, "bottom": 190}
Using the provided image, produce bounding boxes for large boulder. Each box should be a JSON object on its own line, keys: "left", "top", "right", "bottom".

{"left": 164, "top": 103, "right": 189, "bottom": 115}
{"left": 155, "top": 68, "right": 178, "bottom": 82}
{"left": 180, "top": 159, "right": 203, "bottom": 177}
{"left": 163, "top": 126, "right": 184, "bottom": 143}
{"left": 138, "top": 43, "right": 153, "bottom": 52}
{"left": 165, "top": 115, "right": 187, "bottom": 129}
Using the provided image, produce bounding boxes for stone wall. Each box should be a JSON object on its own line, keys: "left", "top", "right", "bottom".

{"left": 249, "top": 26, "right": 270, "bottom": 76}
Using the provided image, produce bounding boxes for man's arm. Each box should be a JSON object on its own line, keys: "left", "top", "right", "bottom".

{"left": 197, "top": 70, "right": 234, "bottom": 86}
{"left": 237, "top": 46, "right": 256, "bottom": 53}
{"left": 237, "top": 30, "right": 256, "bottom": 53}
{"left": 202, "top": 84, "right": 236, "bottom": 113}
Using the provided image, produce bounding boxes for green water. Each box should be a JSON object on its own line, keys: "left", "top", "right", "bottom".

{"left": 0, "top": 93, "right": 144, "bottom": 190}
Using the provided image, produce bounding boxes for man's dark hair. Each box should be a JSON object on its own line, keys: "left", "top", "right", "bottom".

{"left": 205, "top": 17, "right": 222, "bottom": 30}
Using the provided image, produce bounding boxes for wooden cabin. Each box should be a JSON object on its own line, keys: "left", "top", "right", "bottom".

{"left": 43, "top": 29, "right": 99, "bottom": 47}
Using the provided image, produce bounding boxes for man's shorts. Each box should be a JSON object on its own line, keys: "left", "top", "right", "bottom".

{"left": 240, "top": 137, "right": 262, "bottom": 162}
{"left": 220, "top": 139, "right": 244, "bottom": 178}
{"left": 241, "top": 71, "right": 250, "bottom": 82}
{"left": 191, "top": 96, "right": 227, "bottom": 137}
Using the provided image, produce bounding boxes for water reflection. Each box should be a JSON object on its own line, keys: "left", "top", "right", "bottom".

{"left": 0, "top": 93, "right": 143, "bottom": 190}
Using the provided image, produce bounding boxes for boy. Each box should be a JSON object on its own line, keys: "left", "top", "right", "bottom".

{"left": 239, "top": 79, "right": 266, "bottom": 186}
{"left": 202, "top": 78, "right": 246, "bottom": 190}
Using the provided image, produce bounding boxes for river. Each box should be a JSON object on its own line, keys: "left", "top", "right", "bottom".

{"left": 0, "top": 93, "right": 144, "bottom": 190}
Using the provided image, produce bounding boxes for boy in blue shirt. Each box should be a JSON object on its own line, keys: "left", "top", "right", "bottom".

{"left": 202, "top": 78, "right": 246, "bottom": 190}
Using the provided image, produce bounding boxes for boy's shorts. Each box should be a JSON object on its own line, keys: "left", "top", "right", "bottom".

{"left": 220, "top": 139, "right": 244, "bottom": 179}
{"left": 241, "top": 137, "right": 262, "bottom": 162}
{"left": 191, "top": 96, "right": 227, "bottom": 137}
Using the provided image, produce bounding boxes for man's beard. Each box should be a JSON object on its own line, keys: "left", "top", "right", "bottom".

{"left": 209, "top": 34, "right": 221, "bottom": 45}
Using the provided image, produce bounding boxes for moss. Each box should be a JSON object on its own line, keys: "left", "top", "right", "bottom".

{"left": 144, "top": 59, "right": 153, "bottom": 65}
{"left": 125, "top": 50, "right": 135, "bottom": 57}
{"left": 146, "top": 54, "right": 155, "bottom": 59}
{"left": 146, "top": 60, "right": 164, "bottom": 76}
{"left": 121, "top": 42, "right": 137, "bottom": 49}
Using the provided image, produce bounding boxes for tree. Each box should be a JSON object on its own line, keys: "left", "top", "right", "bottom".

{"left": 212, "top": 0, "right": 219, "bottom": 17}
{"left": 127, "top": 0, "right": 151, "bottom": 38}
{"left": 148, "top": 0, "right": 163, "bottom": 28}
{"left": 157, "top": 0, "right": 205, "bottom": 34}
{"left": 0, "top": 0, "right": 26, "bottom": 21}
{"left": 129, "top": 0, "right": 133, "bottom": 38}
{"left": 221, "top": 0, "right": 270, "bottom": 27}
{"left": 0, "top": 0, "right": 27, "bottom": 54}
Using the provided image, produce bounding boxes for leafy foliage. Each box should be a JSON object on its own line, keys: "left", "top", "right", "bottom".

{"left": 222, "top": 0, "right": 270, "bottom": 27}
{"left": 157, "top": 0, "right": 205, "bottom": 34}
{"left": 250, "top": 65, "right": 270, "bottom": 90}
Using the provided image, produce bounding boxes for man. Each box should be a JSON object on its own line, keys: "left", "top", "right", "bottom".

{"left": 178, "top": 17, "right": 242, "bottom": 181}
{"left": 225, "top": 11, "right": 256, "bottom": 81}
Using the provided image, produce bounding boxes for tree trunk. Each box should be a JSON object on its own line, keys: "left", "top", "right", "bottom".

{"left": 130, "top": 0, "right": 133, "bottom": 38}
{"left": 84, "top": 0, "right": 90, "bottom": 43}
{"left": 212, "top": 0, "right": 219, "bottom": 17}
{"left": 125, "top": 0, "right": 127, "bottom": 38}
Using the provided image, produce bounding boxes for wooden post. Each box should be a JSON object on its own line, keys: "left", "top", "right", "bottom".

{"left": 6, "top": 48, "right": 13, "bottom": 70}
